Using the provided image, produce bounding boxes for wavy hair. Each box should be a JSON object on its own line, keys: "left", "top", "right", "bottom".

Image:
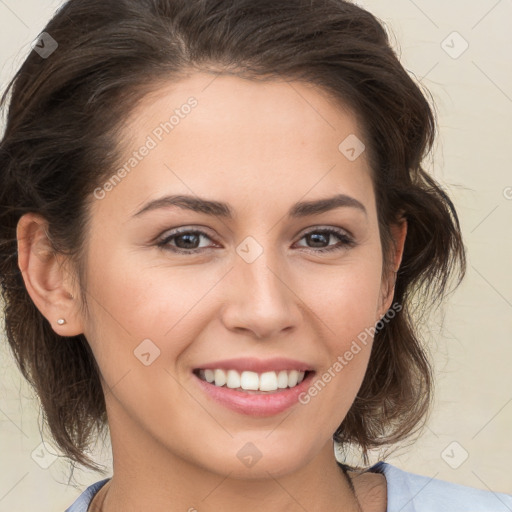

{"left": 0, "top": 0, "right": 466, "bottom": 472}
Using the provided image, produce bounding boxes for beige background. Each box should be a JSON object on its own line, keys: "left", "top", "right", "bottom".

{"left": 0, "top": 0, "right": 511, "bottom": 510}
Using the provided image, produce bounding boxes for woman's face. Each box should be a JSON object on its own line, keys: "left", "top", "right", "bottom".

{"left": 79, "top": 72, "right": 403, "bottom": 478}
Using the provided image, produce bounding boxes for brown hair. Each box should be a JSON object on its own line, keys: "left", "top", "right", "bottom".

{"left": 0, "top": 0, "right": 466, "bottom": 473}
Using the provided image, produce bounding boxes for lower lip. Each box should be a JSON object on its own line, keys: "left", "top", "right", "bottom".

{"left": 193, "top": 371, "right": 315, "bottom": 417}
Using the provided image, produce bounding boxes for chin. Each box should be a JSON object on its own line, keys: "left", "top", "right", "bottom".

{"left": 198, "top": 440, "right": 316, "bottom": 480}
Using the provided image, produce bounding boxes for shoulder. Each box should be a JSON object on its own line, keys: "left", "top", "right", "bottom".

{"left": 65, "top": 478, "right": 110, "bottom": 512}
{"left": 369, "top": 461, "right": 512, "bottom": 512}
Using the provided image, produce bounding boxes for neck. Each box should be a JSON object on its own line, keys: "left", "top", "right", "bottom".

{"left": 96, "top": 399, "right": 363, "bottom": 512}
{"left": 99, "top": 442, "right": 361, "bottom": 510}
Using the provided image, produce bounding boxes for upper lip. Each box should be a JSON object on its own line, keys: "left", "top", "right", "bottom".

{"left": 194, "top": 357, "right": 314, "bottom": 373}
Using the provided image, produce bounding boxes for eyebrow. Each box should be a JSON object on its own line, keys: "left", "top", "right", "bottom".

{"left": 133, "top": 193, "right": 367, "bottom": 219}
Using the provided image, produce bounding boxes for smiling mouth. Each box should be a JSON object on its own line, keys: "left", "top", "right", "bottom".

{"left": 193, "top": 368, "right": 314, "bottom": 394}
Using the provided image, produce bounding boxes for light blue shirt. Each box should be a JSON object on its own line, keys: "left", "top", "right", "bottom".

{"left": 65, "top": 461, "right": 512, "bottom": 511}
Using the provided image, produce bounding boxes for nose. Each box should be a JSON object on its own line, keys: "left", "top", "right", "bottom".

{"left": 219, "top": 250, "right": 303, "bottom": 340}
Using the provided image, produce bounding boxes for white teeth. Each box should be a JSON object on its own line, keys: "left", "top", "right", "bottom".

{"left": 240, "top": 371, "right": 259, "bottom": 390}
{"left": 288, "top": 370, "right": 299, "bottom": 387}
{"left": 198, "top": 369, "right": 308, "bottom": 391}
{"left": 226, "top": 369, "right": 241, "bottom": 389}
{"left": 277, "top": 370, "right": 289, "bottom": 388}
{"left": 259, "top": 371, "right": 278, "bottom": 391}
{"left": 214, "top": 369, "right": 226, "bottom": 387}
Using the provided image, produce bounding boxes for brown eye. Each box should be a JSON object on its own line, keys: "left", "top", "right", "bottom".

{"left": 295, "top": 228, "right": 356, "bottom": 253}
{"left": 157, "top": 229, "right": 216, "bottom": 254}
{"left": 155, "top": 226, "right": 356, "bottom": 255}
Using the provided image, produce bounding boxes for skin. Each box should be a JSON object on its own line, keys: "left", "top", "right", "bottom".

{"left": 17, "top": 72, "right": 406, "bottom": 512}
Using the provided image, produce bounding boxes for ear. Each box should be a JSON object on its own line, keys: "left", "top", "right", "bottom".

{"left": 17, "top": 213, "right": 84, "bottom": 336}
{"left": 376, "top": 216, "right": 407, "bottom": 322}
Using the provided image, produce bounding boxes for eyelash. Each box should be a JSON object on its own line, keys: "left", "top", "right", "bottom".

{"left": 155, "top": 227, "right": 356, "bottom": 255}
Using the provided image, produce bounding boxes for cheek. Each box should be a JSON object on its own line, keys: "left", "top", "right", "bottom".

{"left": 297, "top": 256, "right": 382, "bottom": 397}
{"left": 82, "top": 230, "right": 383, "bottom": 389}
{"left": 81, "top": 250, "right": 224, "bottom": 375}
{"left": 81, "top": 258, "right": 212, "bottom": 439}
{"left": 297, "top": 254, "right": 383, "bottom": 342}
{"left": 84, "top": 240, "right": 383, "bottom": 343}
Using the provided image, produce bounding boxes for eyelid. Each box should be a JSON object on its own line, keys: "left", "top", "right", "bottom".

{"left": 300, "top": 225, "right": 352, "bottom": 238}
{"left": 155, "top": 224, "right": 357, "bottom": 255}
{"left": 155, "top": 226, "right": 218, "bottom": 249}
{"left": 156, "top": 224, "right": 353, "bottom": 240}
{"left": 154, "top": 224, "right": 215, "bottom": 242}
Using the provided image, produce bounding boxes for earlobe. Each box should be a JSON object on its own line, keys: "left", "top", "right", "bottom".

{"left": 16, "top": 213, "right": 84, "bottom": 336}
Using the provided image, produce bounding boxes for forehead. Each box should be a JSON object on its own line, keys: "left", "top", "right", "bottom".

{"left": 129, "top": 71, "right": 365, "bottom": 150}
{"left": 92, "top": 72, "right": 375, "bottom": 220}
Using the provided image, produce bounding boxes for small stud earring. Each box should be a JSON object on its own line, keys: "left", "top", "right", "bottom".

{"left": 57, "top": 318, "right": 66, "bottom": 325}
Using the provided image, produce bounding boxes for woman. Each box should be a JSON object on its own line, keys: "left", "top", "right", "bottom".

{"left": 1, "top": 1, "right": 510, "bottom": 511}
